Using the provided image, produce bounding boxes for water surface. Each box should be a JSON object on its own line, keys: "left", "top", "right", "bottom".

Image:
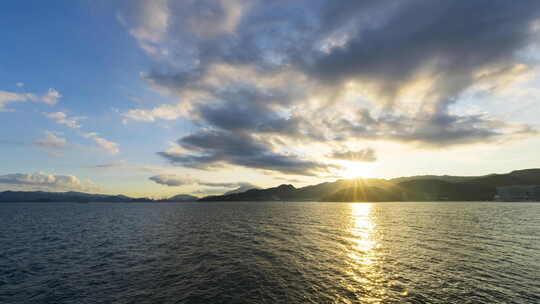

{"left": 1, "top": 202, "right": 539, "bottom": 303}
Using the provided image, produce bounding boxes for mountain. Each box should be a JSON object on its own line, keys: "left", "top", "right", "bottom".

{"left": 391, "top": 174, "right": 486, "bottom": 183}
{"left": 0, "top": 191, "right": 143, "bottom": 203}
{"left": 199, "top": 179, "right": 402, "bottom": 202}
{"left": 395, "top": 180, "right": 495, "bottom": 201}
{"left": 321, "top": 185, "right": 404, "bottom": 202}
{"left": 224, "top": 184, "right": 259, "bottom": 195}
{"left": 508, "top": 169, "right": 540, "bottom": 183}
{"left": 165, "top": 194, "right": 198, "bottom": 202}
{"left": 2, "top": 169, "right": 539, "bottom": 203}
{"left": 199, "top": 168, "right": 540, "bottom": 202}
{"left": 200, "top": 184, "right": 297, "bottom": 201}
{"left": 465, "top": 169, "right": 540, "bottom": 187}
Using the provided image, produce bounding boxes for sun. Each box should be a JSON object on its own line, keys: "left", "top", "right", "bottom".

{"left": 341, "top": 162, "right": 373, "bottom": 179}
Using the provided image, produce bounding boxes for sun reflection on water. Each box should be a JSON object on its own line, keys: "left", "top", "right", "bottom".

{"left": 346, "top": 203, "right": 387, "bottom": 303}
{"left": 348, "top": 203, "right": 377, "bottom": 261}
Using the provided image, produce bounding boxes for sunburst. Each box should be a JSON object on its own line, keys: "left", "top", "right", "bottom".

{"left": 341, "top": 162, "right": 373, "bottom": 179}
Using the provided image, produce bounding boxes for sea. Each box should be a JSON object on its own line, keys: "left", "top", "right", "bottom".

{"left": 0, "top": 202, "right": 539, "bottom": 304}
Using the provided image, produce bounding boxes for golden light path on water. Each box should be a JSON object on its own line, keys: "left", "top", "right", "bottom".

{"left": 349, "top": 204, "right": 376, "bottom": 261}
{"left": 344, "top": 203, "right": 407, "bottom": 303}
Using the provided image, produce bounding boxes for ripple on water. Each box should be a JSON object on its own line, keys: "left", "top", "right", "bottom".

{"left": 0, "top": 202, "right": 539, "bottom": 304}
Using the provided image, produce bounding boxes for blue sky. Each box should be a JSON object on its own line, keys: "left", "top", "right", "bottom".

{"left": 0, "top": 1, "right": 176, "bottom": 195}
{"left": 1, "top": 1, "right": 540, "bottom": 197}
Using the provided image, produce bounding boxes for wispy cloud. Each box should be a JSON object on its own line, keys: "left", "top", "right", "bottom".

{"left": 89, "top": 160, "right": 164, "bottom": 174}
{"left": 82, "top": 132, "right": 120, "bottom": 155}
{"left": 33, "top": 130, "right": 67, "bottom": 149}
{"left": 122, "top": 104, "right": 183, "bottom": 123}
{"left": 43, "top": 111, "right": 86, "bottom": 129}
{"left": 0, "top": 88, "right": 60, "bottom": 112}
{"left": 91, "top": 160, "right": 129, "bottom": 169}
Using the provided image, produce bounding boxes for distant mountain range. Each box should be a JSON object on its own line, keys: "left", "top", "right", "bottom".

{"left": 200, "top": 169, "right": 540, "bottom": 202}
{"left": 0, "top": 191, "right": 196, "bottom": 203}
{"left": 1, "top": 169, "right": 539, "bottom": 203}
{"left": 165, "top": 194, "right": 199, "bottom": 202}
{"left": 0, "top": 191, "right": 143, "bottom": 203}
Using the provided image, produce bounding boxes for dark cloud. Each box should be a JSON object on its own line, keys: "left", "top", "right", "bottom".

{"left": 141, "top": 1, "right": 540, "bottom": 93}
{"left": 149, "top": 175, "right": 190, "bottom": 187}
{"left": 123, "top": 0, "right": 540, "bottom": 174}
{"left": 148, "top": 174, "right": 259, "bottom": 191}
{"left": 158, "top": 130, "right": 337, "bottom": 176}
{"left": 197, "top": 89, "right": 294, "bottom": 132}
{"left": 194, "top": 86, "right": 323, "bottom": 141}
{"left": 329, "top": 148, "right": 377, "bottom": 162}
{"left": 305, "top": 1, "right": 540, "bottom": 108}
{"left": 330, "top": 110, "right": 537, "bottom": 147}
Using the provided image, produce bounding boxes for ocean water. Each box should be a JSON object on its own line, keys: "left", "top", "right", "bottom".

{"left": 0, "top": 202, "right": 539, "bottom": 304}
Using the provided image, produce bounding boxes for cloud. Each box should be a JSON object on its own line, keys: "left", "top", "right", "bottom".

{"left": 32, "top": 130, "right": 124, "bottom": 157}
{"left": 33, "top": 131, "right": 67, "bottom": 149}
{"left": 329, "top": 148, "right": 377, "bottom": 162}
{"left": 0, "top": 172, "right": 99, "bottom": 192}
{"left": 158, "top": 130, "right": 338, "bottom": 176}
{"left": 41, "top": 88, "right": 61, "bottom": 105}
{"left": 188, "top": 183, "right": 259, "bottom": 196}
{"left": 90, "top": 161, "right": 164, "bottom": 174}
{"left": 148, "top": 174, "right": 258, "bottom": 191}
{"left": 82, "top": 132, "right": 120, "bottom": 155}
{"left": 43, "top": 111, "right": 85, "bottom": 129}
{"left": 0, "top": 88, "right": 60, "bottom": 112}
{"left": 330, "top": 110, "right": 537, "bottom": 147}
{"left": 191, "top": 188, "right": 230, "bottom": 195}
{"left": 122, "top": 104, "right": 183, "bottom": 122}
{"left": 90, "top": 160, "right": 129, "bottom": 169}
{"left": 194, "top": 87, "right": 310, "bottom": 137}
{"left": 223, "top": 183, "right": 259, "bottom": 195}
{"left": 118, "top": 0, "right": 170, "bottom": 55}
{"left": 119, "top": 1, "right": 540, "bottom": 174}
{"left": 149, "top": 174, "right": 197, "bottom": 187}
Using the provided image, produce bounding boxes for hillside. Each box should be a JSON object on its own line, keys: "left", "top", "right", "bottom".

{"left": 2, "top": 169, "right": 538, "bottom": 203}
{"left": 165, "top": 194, "right": 199, "bottom": 202}
{"left": 0, "top": 191, "right": 142, "bottom": 203}
{"left": 200, "top": 184, "right": 297, "bottom": 201}
{"left": 199, "top": 168, "right": 540, "bottom": 202}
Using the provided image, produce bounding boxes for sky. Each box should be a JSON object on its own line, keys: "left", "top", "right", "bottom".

{"left": 1, "top": 0, "right": 540, "bottom": 198}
